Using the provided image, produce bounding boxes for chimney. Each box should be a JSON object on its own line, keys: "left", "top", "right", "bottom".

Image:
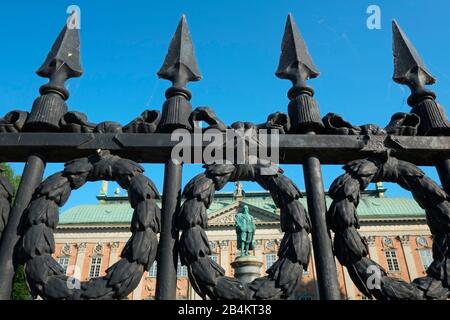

{"left": 234, "top": 181, "right": 244, "bottom": 200}
{"left": 375, "top": 181, "right": 385, "bottom": 198}
{"left": 99, "top": 180, "right": 108, "bottom": 196}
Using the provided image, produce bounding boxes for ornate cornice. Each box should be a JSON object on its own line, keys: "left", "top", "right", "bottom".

{"left": 219, "top": 240, "right": 229, "bottom": 249}
{"left": 76, "top": 242, "right": 87, "bottom": 253}
{"left": 399, "top": 235, "right": 410, "bottom": 245}
{"left": 365, "top": 236, "right": 376, "bottom": 247}
{"left": 109, "top": 241, "right": 120, "bottom": 250}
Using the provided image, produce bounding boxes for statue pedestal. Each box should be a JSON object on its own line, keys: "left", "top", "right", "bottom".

{"left": 231, "top": 256, "right": 263, "bottom": 284}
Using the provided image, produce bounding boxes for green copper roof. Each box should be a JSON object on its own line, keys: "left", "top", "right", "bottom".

{"left": 59, "top": 196, "right": 237, "bottom": 225}
{"left": 59, "top": 191, "right": 426, "bottom": 226}
{"left": 60, "top": 203, "right": 134, "bottom": 225}
{"left": 353, "top": 197, "right": 424, "bottom": 218}
{"left": 239, "top": 192, "right": 424, "bottom": 218}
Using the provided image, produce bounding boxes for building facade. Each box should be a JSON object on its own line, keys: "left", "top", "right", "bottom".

{"left": 53, "top": 182, "right": 433, "bottom": 300}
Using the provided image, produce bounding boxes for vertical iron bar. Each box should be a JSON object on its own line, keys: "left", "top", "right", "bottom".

{"left": 391, "top": 21, "right": 450, "bottom": 197}
{"left": 303, "top": 146, "right": 341, "bottom": 300}
{"left": 0, "top": 154, "right": 45, "bottom": 299}
{"left": 156, "top": 160, "right": 182, "bottom": 300}
{"left": 155, "top": 15, "right": 200, "bottom": 299}
{"left": 0, "top": 17, "right": 82, "bottom": 298}
{"left": 275, "top": 14, "right": 341, "bottom": 300}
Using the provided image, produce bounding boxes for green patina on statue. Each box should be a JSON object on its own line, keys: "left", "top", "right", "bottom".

{"left": 235, "top": 205, "right": 256, "bottom": 257}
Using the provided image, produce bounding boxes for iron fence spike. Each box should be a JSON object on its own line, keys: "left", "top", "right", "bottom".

{"left": 36, "top": 19, "right": 83, "bottom": 80}
{"left": 157, "top": 15, "right": 202, "bottom": 86}
{"left": 276, "top": 13, "right": 319, "bottom": 85}
{"left": 392, "top": 20, "right": 435, "bottom": 88}
{"left": 27, "top": 13, "right": 83, "bottom": 130}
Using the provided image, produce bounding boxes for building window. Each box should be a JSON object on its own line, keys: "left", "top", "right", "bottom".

{"left": 148, "top": 261, "right": 157, "bottom": 277}
{"left": 58, "top": 256, "right": 70, "bottom": 274}
{"left": 265, "top": 254, "right": 277, "bottom": 270}
{"left": 419, "top": 249, "right": 433, "bottom": 270}
{"left": 148, "top": 260, "right": 188, "bottom": 278}
{"left": 384, "top": 250, "right": 400, "bottom": 272}
{"left": 177, "top": 259, "right": 188, "bottom": 278}
{"left": 89, "top": 256, "right": 102, "bottom": 278}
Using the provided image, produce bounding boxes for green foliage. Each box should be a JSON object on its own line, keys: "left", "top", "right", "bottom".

{"left": 11, "top": 264, "right": 30, "bottom": 300}
{"left": 0, "top": 163, "right": 29, "bottom": 299}
{"left": 0, "top": 162, "right": 21, "bottom": 193}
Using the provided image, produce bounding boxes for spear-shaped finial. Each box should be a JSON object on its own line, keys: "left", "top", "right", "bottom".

{"left": 26, "top": 13, "right": 83, "bottom": 131}
{"left": 37, "top": 21, "right": 83, "bottom": 100}
{"left": 276, "top": 13, "right": 319, "bottom": 98}
{"left": 157, "top": 15, "right": 201, "bottom": 132}
{"left": 158, "top": 15, "right": 201, "bottom": 98}
{"left": 37, "top": 26, "right": 83, "bottom": 82}
{"left": 276, "top": 13, "right": 323, "bottom": 133}
{"left": 392, "top": 20, "right": 435, "bottom": 99}
{"left": 391, "top": 20, "right": 449, "bottom": 135}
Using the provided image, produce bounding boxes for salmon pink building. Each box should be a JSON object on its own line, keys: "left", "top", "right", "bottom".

{"left": 53, "top": 182, "right": 433, "bottom": 300}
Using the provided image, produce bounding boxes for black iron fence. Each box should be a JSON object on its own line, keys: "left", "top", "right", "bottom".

{"left": 0, "top": 12, "right": 449, "bottom": 300}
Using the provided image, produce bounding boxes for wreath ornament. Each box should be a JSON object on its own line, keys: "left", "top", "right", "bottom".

{"left": 22, "top": 150, "right": 161, "bottom": 300}
{"left": 328, "top": 155, "right": 450, "bottom": 300}
{"left": 177, "top": 162, "right": 311, "bottom": 300}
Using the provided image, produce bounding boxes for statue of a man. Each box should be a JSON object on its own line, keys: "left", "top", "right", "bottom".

{"left": 235, "top": 205, "right": 256, "bottom": 256}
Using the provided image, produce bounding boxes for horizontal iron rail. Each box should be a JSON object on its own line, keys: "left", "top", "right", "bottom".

{"left": 0, "top": 133, "right": 449, "bottom": 165}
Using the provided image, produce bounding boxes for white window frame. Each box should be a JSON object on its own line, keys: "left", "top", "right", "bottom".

{"left": 265, "top": 253, "right": 277, "bottom": 270}
{"left": 58, "top": 256, "right": 70, "bottom": 275}
{"left": 419, "top": 249, "right": 433, "bottom": 271}
{"left": 177, "top": 259, "right": 188, "bottom": 278}
{"left": 89, "top": 256, "right": 102, "bottom": 278}
{"left": 384, "top": 250, "right": 400, "bottom": 272}
{"left": 148, "top": 259, "right": 188, "bottom": 278}
{"left": 148, "top": 261, "right": 157, "bottom": 278}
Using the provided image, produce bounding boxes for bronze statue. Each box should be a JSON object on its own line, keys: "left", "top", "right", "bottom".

{"left": 235, "top": 205, "right": 256, "bottom": 256}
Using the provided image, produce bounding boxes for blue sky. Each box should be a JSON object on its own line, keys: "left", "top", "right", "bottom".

{"left": 1, "top": 0, "right": 450, "bottom": 210}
